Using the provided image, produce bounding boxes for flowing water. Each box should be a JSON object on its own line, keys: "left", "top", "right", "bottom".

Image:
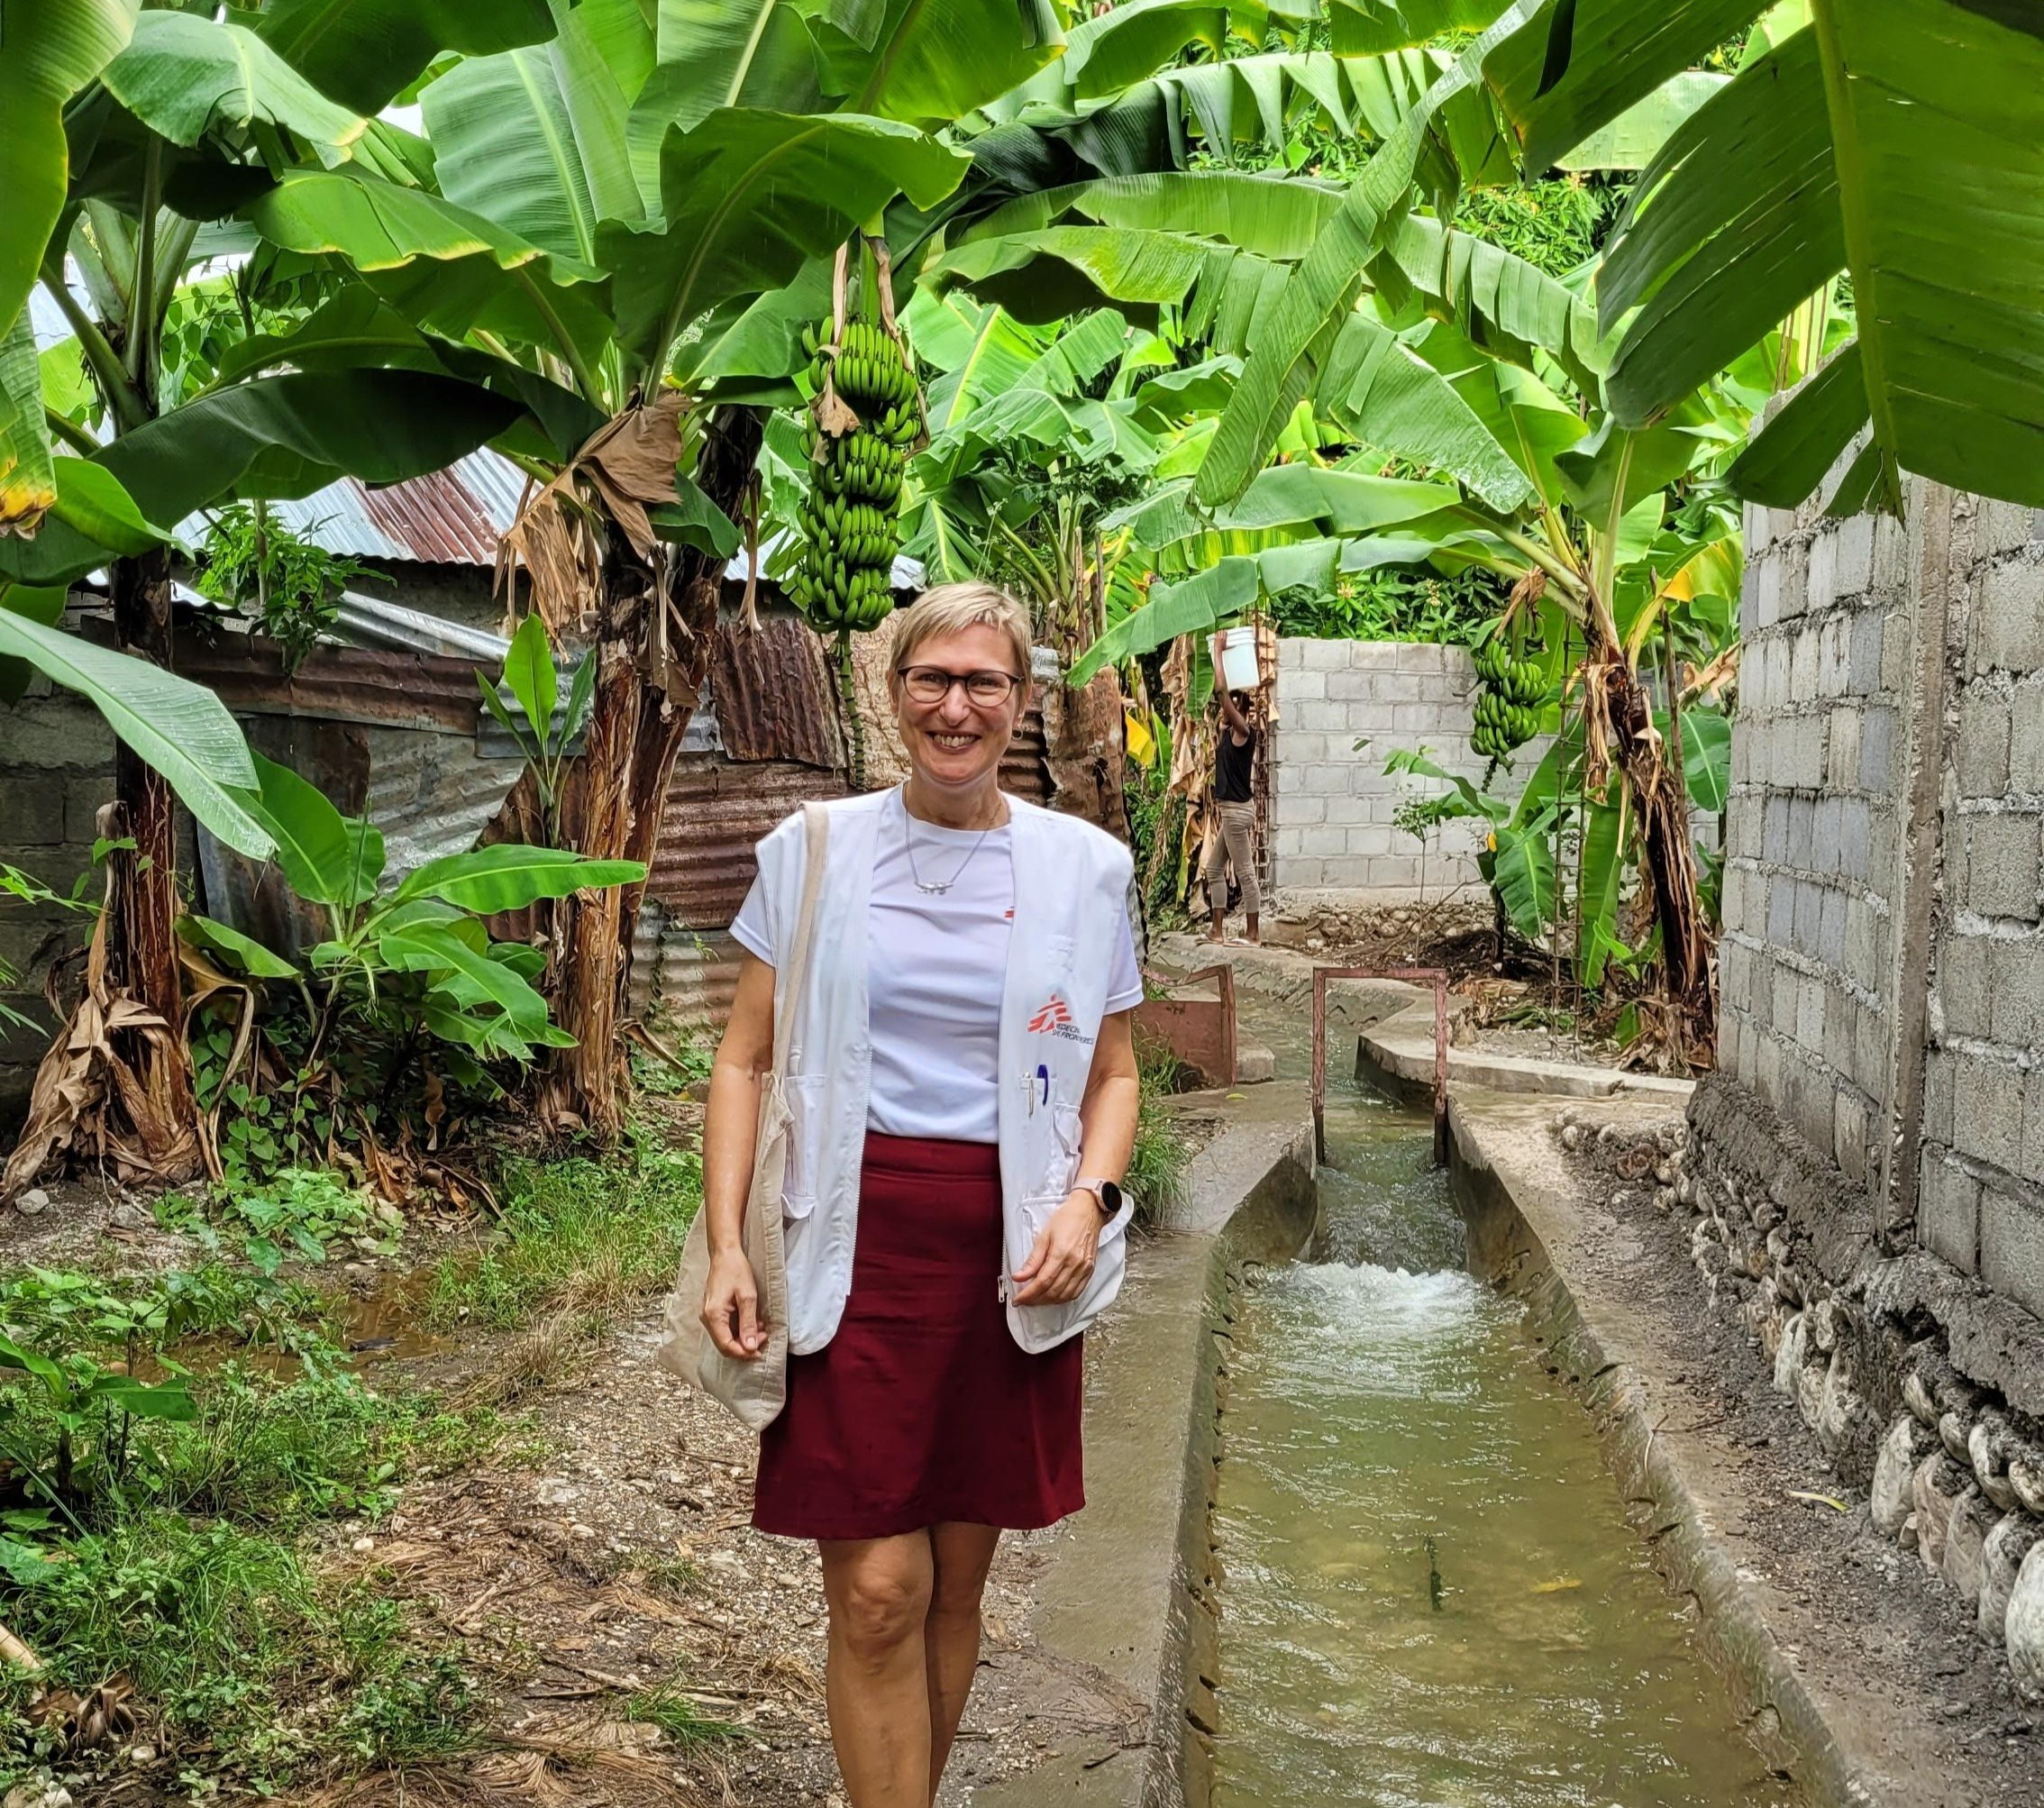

{"left": 1212, "top": 1072, "right": 1800, "bottom": 1808}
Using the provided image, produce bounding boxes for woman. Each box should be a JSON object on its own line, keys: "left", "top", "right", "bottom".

{"left": 699, "top": 582, "right": 1144, "bottom": 1806}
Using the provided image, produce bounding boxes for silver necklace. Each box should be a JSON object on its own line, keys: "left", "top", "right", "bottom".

{"left": 904, "top": 808, "right": 998, "bottom": 895}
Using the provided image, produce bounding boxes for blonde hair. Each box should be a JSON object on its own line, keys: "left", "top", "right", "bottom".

{"left": 892, "top": 581, "right": 1032, "bottom": 682}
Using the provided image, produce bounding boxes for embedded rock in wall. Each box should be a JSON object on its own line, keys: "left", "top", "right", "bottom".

{"left": 1914, "top": 1455, "right": 1966, "bottom": 1575}
{"left": 1945, "top": 1488, "right": 1996, "bottom": 1604}
{"left": 1873, "top": 1415, "right": 1930, "bottom": 1535}
{"left": 1981, "top": 1515, "right": 2039, "bottom": 1643}
{"left": 2009, "top": 1542, "right": 2044, "bottom": 1703}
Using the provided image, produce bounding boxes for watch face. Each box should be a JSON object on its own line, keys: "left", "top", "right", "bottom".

{"left": 1098, "top": 1180, "right": 1124, "bottom": 1217}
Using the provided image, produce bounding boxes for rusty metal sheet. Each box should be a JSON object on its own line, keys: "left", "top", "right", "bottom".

{"left": 175, "top": 629, "right": 483, "bottom": 734}
{"left": 709, "top": 614, "right": 842, "bottom": 768}
{"left": 650, "top": 757, "right": 848, "bottom": 929}
{"left": 629, "top": 915, "right": 744, "bottom": 1029}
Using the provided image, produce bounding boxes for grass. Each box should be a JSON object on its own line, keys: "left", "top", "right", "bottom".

{"left": 424, "top": 1128, "right": 701, "bottom": 1333}
{"left": 0, "top": 1511, "right": 477, "bottom": 1794}
{"left": 0, "top": 1122, "right": 702, "bottom": 1796}
{"left": 1125, "top": 1052, "right": 1194, "bottom": 1228}
{"left": 621, "top": 1685, "right": 744, "bottom": 1750}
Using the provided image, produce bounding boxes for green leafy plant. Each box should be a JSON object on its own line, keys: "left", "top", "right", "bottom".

{"left": 195, "top": 501, "right": 364, "bottom": 674}
{"left": 476, "top": 615, "right": 597, "bottom": 849}
{"left": 179, "top": 752, "right": 643, "bottom": 1067}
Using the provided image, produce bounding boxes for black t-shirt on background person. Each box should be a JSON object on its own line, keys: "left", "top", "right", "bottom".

{"left": 1215, "top": 725, "right": 1255, "bottom": 803}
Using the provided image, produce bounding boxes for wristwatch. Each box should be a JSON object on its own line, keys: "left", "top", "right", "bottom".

{"left": 1075, "top": 1177, "right": 1125, "bottom": 1220}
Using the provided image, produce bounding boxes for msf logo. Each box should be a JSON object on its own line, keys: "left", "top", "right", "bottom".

{"left": 1027, "top": 994, "right": 1092, "bottom": 1045}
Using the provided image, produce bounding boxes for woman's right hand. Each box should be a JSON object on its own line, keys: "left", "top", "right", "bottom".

{"left": 701, "top": 1246, "right": 766, "bottom": 1360}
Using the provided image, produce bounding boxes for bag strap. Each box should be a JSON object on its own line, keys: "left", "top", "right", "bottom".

{"left": 771, "top": 802, "right": 830, "bottom": 1081}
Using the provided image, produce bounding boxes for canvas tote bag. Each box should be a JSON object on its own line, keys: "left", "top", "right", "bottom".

{"left": 656, "top": 801, "right": 828, "bottom": 1430}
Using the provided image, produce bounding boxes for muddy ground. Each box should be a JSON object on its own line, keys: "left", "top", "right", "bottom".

{"left": 1551, "top": 1108, "right": 2044, "bottom": 1808}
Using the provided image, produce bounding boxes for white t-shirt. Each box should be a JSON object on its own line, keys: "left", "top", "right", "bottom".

{"left": 731, "top": 792, "right": 1145, "bottom": 1143}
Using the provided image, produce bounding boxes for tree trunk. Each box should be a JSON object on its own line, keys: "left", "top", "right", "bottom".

{"left": 507, "top": 406, "right": 766, "bottom": 1140}
{"left": 108, "top": 549, "right": 200, "bottom": 1175}
{"left": 1609, "top": 663, "right": 1714, "bottom": 1050}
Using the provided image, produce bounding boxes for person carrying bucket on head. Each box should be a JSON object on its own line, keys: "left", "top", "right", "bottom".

{"left": 1202, "top": 629, "right": 1263, "bottom": 946}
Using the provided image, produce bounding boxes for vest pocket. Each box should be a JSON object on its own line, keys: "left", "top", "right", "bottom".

{"left": 778, "top": 1074, "right": 828, "bottom": 1219}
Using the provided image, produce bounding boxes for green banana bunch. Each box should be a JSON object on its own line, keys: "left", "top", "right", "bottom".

{"left": 1470, "top": 635, "right": 1546, "bottom": 762}
{"left": 791, "top": 312, "right": 924, "bottom": 635}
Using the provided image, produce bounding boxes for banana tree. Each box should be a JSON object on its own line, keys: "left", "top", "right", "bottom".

{"left": 1, "top": 2, "right": 557, "bottom": 1184}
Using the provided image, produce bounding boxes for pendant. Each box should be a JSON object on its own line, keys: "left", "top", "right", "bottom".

{"left": 915, "top": 880, "right": 953, "bottom": 895}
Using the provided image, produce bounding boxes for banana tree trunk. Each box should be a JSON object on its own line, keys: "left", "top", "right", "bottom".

{"left": 106, "top": 549, "right": 200, "bottom": 1173}
{"left": 511, "top": 406, "right": 766, "bottom": 1140}
{"left": 1605, "top": 660, "right": 1714, "bottom": 1051}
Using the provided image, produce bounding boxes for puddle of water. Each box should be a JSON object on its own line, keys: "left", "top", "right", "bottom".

{"left": 1213, "top": 1085, "right": 1800, "bottom": 1808}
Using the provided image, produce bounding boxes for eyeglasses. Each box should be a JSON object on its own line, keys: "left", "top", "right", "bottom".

{"left": 897, "top": 665, "right": 1023, "bottom": 706}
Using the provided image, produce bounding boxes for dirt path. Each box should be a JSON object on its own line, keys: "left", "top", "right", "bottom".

{"left": 338, "top": 1306, "right": 1138, "bottom": 1806}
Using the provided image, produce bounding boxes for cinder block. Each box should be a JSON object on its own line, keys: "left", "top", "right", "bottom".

{"left": 1827, "top": 707, "right": 1863, "bottom": 793}
{"left": 1873, "top": 515, "right": 1912, "bottom": 594}
{"left": 1797, "top": 972, "right": 1827, "bottom": 1051}
{"left": 1299, "top": 826, "right": 1347, "bottom": 856}
{"left": 1277, "top": 638, "right": 1307, "bottom": 671}
{"left": 1819, "top": 886, "right": 1848, "bottom": 969}
{"left": 1976, "top": 559, "right": 2044, "bottom": 674}
{"left": 1982, "top": 499, "right": 2041, "bottom": 557}
{"left": 1836, "top": 1089, "right": 1870, "bottom": 1184}
{"left": 1278, "top": 795, "right": 1327, "bottom": 828}
{"left": 1980, "top": 1185, "right": 2044, "bottom": 1319}
{"left": 1833, "top": 514, "right": 1876, "bottom": 597}
{"left": 2012, "top": 683, "right": 2044, "bottom": 794}
{"left": 1838, "top": 798, "right": 1874, "bottom": 882}
{"left": 1958, "top": 692, "right": 2012, "bottom": 797}
{"left": 1938, "top": 932, "right": 1993, "bottom": 1038}
{"left": 0, "top": 696, "right": 114, "bottom": 772}
{"left": 1956, "top": 1055, "right": 2023, "bottom": 1172}
{"left": 1790, "top": 624, "right": 1820, "bottom": 698}
{"left": 1767, "top": 878, "right": 1795, "bottom": 949}
{"left": 1925, "top": 1049, "right": 1958, "bottom": 1145}
{"left": 2022, "top": 1069, "right": 2044, "bottom": 1183}
{"left": 1807, "top": 525, "right": 1839, "bottom": 612}
{"left": 1794, "top": 881, "right": 1823, "bottom": 955}
{"left": 1859, "top": 707, "right": 1897, "bottom": 794}
{"left": 1964, "top": 811, "right": 2042, "bottom": 922}
{"left": 0, "top": 781, "right": 67, "bottom": 847}
{"left": 1298, "top": 639, "right": 1351, "bottom": 672}
{"left": 1346, "top": 825, "right": 1396, "bottom": 857}
{"left": 1988, "top": 936, "right": 2044, "bottom": 1048}
{"left": 1322, "top": 669, "right": 1373, "bottom": 702}
{"left": 61, "top": 777, "right": 115, "bottom": 845}
{"left": 1281, "top": 668, "right": 1328, "bottom": 703}
{"left": 1920, "top": 1153, "right": 1981, "bottom": 1273}
{"left": 1848, "top": 606, "right": 1885, "bottom": 695}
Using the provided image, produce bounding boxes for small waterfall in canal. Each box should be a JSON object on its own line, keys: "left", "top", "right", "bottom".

{"left": 1210, "top": 1064, "right": 1801, "bottom": 1807}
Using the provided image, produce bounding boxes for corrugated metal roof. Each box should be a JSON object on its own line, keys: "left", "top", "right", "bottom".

{"left": 174, "top": 450, "right": 527, "bottom": 567}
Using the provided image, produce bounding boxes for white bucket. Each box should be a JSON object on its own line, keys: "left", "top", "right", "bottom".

{"left": 1215, "top": 625, "right": 1261, "bottom": 692}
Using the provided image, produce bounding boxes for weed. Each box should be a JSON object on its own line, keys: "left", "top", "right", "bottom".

{"left": 425, "top": 1131, "right": 700, "bottom": 1334}
{"left": 1125, "top": 1055, "right": 1192, "bottom": 1228}
{"left": 158, "top": 1167, "right": 397, "bottom": 1276}
{"left": 622, "top": 1685, "right": 744, "bottom": 1749}
{"left": 0, "top": 1512, "right": 478, "bottom": 1790}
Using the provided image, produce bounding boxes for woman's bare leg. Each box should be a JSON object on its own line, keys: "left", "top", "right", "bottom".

{"left": 925, "top": 1522, "right": 1001, "bottom": 1799}
{"left": 819, "top": 1533, "right": 936, "bottom": 1806}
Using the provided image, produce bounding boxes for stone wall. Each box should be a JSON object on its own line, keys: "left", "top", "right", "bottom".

{"left": 1270, "top": 637, "right": 1499, "bottom": 899}
{"left": 1717, "top": 503, "right": 1916, "bottom": 1189}
{"left": 0, "top": 685, "right": 117, "bottom": 1113}
{"left": 1691, "top": 463, "right": 2044, "bottom": 1700}
{"left": 1919, "top": 498, "right": 2044, "bottom": 1313}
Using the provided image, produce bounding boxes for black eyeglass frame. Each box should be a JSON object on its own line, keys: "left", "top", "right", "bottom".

{"left": 895, "top": 665, "right": 1025, "bottom": 706}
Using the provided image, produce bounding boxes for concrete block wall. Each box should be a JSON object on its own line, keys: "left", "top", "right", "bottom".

{"left": 0, "top": 685, "right": 117, "bottom": 1111}
{"left": 1716, "top": 498, "right": 1915, "bottom": 1187}
{"left": 1271, "top": 638, "right": 1507, "bottom": 899}
{"left": 1919, "top": 498, "right": 2044, "bottom": 1315}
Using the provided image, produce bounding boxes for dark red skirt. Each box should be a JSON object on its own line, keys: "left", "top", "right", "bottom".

{"left": 753, "top": 1132, "right": 1085, "bottom": 1541}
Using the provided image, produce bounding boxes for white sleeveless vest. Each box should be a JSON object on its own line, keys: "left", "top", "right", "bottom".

{"left": 745, "top": 787, "right": 1137, "bottom": 1355}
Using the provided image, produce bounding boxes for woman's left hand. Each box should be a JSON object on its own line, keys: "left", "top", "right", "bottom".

{"left": 1012, "top": 1192, "right": 1105, "bottom": 1307}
